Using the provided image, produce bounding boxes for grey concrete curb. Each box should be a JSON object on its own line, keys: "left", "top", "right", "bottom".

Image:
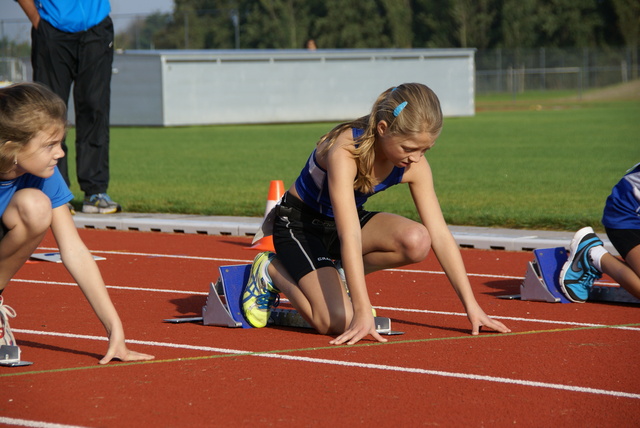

{"left": 72, "top": 212, "right": 617, "bottom": 255}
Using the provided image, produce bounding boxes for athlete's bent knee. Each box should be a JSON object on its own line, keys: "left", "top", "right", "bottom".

{"left": 6, "top": 189, "right": 53, "bottom": 234}
{"left": 400, "top": 225, "right": 431, "bottom": 263}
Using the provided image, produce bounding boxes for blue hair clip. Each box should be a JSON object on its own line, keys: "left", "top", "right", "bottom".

{"left": 393, "top": 101, "right": 408, "bottom": 117}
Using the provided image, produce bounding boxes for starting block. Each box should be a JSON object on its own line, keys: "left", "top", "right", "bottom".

{"left": 0, "top": 345, "right": 33, "bottom": 367}
{"left": 202, "top": 264, "right": 251, "bottom": 328}
{"left": 194, "top": 264, "right": 404, "bottom": 334}
{"left": 509, "top": 247, "right": 640, "bottom": 304}
{"left": 519, "top": 247, "right": 570, "bottom": 303}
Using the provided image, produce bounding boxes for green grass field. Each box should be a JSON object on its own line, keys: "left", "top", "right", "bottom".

{"left": 65, "top": 83, "right": 640, "bottom": 232}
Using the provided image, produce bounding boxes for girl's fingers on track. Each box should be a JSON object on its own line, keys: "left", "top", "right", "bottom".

{"left": 472, "top": 319, "right": 511, "bottom": 335}
{"left": 330, "top": 327, "right": 388, "bottom": 345}
{"left": 99, "top": 350, "right": 155, "bottom": 365}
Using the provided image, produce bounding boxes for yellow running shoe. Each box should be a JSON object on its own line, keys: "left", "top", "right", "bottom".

{"left": 242, "top": 252, "right": 280, "bottom": 328}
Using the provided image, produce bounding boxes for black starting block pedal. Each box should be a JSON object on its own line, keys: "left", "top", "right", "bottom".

{"left": 163, "top": 317, "right": 203, "bottom": 324}
{"left": 269, "top": 307, "right": 404, "bottom": 335}
{"left": 0, "top": 345, "right": 33, "bottom": 367}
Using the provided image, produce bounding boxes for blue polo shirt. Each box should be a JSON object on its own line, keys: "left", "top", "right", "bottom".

{"left": 34, "top": 0, "right": 111, "bottom": 33}
{"left": 0, "top": 167, "right": 73, "bottom": 216}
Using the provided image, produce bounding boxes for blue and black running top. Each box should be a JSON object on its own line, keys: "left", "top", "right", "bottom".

{"left": 293, "top": 128, "right": 405, "bottom": 218}
{"left": 602, "top": 162, "right": 640, "bottom": 229}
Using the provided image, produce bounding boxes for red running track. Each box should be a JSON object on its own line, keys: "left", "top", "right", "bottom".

{"left": 1, "top": 229, "right": 638, "bottom": 427}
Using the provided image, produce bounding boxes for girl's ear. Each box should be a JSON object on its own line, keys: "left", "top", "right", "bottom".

{"left": 376, "top": 120, "right": 389, "bottom": 137}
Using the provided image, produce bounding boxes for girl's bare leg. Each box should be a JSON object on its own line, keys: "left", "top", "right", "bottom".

{"left": 268, "top": 213, "right": 429, "bottom": 334}
{"left": 601, "top": 247, "right": 640, "bottom": 299}
{"left": 0, "top": 189, "right": 52, "bottom": 291}
{"left": 360, "top": 213, "right": 431, "bottom": 273}
{"left": 268, "top": 259, "right": 351, "bottom": 334}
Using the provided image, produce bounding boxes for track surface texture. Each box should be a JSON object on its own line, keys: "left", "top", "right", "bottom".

{"left": 1, "top": 229, "right": 638, "bottom": 427}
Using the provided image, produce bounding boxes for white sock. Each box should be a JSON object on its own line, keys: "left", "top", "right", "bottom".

{"left": 589, "top": 245, "right": 608, "bottom": 272}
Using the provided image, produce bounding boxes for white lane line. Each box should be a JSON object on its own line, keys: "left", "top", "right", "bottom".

{"left": 10, "top": 279, "right": 639, "bottom": 331}
{"left": 10, "top": 278, "right": 208, "bottom": 296}
{"left": 373, "top": 306, "right": 640, "bottom": 331}
{"left": 0, "top": 417, "right": 86, "bottom": 428}
{"left": 37, "top": 246, "right": 618, "bottom": 285}
{"left": 11, "top": 328, "right": 640, "bottom": 400}
{"left": 36, "top": 246, "right": 248, "bottom": 264}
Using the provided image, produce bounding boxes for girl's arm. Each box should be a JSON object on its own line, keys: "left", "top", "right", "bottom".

{"left": 324, "top": 135, "right": 387, "bottom": 345}
{"left": 50, "top": 205, "right": 154, "bottom": 363}
{"left": 405, "top": 158, "right": 510, "bottom": 335}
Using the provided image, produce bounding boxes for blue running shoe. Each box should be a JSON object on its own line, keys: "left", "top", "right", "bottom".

{"left": 242, "top": 252, "right": 280, "bottom": 327}
{"left": 559, "top": 227, "right": 603, "bottom": 303}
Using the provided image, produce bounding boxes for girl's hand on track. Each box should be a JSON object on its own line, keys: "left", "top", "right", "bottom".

{"left": 467, "top": 306, "right": 511, "bottom": 336}
{"left": 329, "top": 313, "right": 388, "bottom": 345}
{"left": 100, "top": 342, "right": 155, "bottom": 364}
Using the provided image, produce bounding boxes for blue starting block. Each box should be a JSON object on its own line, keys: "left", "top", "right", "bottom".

{"left": 197, "top": 264, "right": 404, "bottom": 334}
{"left": 520, "top": 247, "right": 570, "bottom": 303}
{"left": 516, "top": 247, "right": 639, "bottom": 304}
{"left": 202, "top": 264, "right": 252, "bottom": 328}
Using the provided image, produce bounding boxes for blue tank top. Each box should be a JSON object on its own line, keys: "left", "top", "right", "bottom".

{"left": 602, "top": 163, "right": 640, "bottom": 229}
{"left": 294, "top": 128, "right": 405, "bottom": 217}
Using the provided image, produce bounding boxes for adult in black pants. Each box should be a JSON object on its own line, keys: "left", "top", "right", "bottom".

{"left": 16, "top": 0, "right": 121, "bottom": 214}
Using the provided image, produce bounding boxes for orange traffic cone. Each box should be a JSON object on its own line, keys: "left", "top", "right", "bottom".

{"left": 245, "top": 180, "right": 284, "bottom": 251}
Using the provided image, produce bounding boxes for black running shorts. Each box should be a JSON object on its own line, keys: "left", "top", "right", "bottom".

{"left": 273, "top": 192, "right": 378, "bottom": 283}
{"left": 605, "top": 227, "right": 640, "bottom": 259}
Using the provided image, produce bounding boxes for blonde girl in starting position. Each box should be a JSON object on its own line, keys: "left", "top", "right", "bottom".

{"left": 242, "top": 83, "right": 511, "bottom": 345}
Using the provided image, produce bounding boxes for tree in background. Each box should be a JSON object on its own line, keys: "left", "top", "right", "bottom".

{"left": 241, "top": 0, "right": 318, "bottom": 49}
{"left": 501, "top": 0, "right": 541, "bottom": 48}
{"left": 314, "top": 0, "right": 390, "bottom": 49}
{"left": 449, "top": 0, "right": 498, "bottom": 49}
{"left": 537, "top": 0, "right": 603, "bottom": 47}
{"left": 114, "top": 0, "right": 638, "bottom": 52}
{"left": 612, "top": 0, "right": 639, "bottom": 78}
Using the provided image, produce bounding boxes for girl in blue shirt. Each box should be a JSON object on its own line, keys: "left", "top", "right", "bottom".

{"left": 243, "top": 83, "right": 511, "bottom": 344}
{"left": 559, "top": 164, "right": 640, "bottom": 302}
{"left": 0, "top": 83, "right": 153, "bottom": 364}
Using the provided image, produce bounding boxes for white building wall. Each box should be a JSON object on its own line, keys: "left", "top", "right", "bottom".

{"left": 109, "top": 49, "right": 476, "bottom": 126}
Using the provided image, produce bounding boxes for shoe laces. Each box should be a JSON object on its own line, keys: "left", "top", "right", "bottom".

{"left": 578, "top": 266, "right": 601, "bottom": 289}
{"left": 91, "top": 193, "right": 113, "bottom": 203}
{"left": 255, "top": 290, "right": 280, "bottom": 311}
{"left": 0, "top": 297, "right": 17, "bottom": 343}
{"left": 0, "top": 297, "right": 17, "bottom": 319}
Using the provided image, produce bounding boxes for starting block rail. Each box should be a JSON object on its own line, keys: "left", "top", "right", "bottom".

{"left": 507, "top": 247, "right": 640, "bottom": 305}
{"left": 0, "top": 345, "right": 33, "bottom": 367}
{"left": 166, "top": 263, "right": 404, "bottom": 335}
